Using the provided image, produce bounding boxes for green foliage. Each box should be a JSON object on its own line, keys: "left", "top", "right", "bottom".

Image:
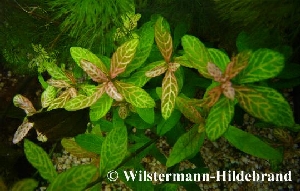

{"left": 24, "top": 139, "right": 58, "bottom": 182}
{"left": 11, "top": 179, "right": 38, "bottom": 191}
{"left": 46, "top": 165, "right": 97, "bottom": 191}
{"left": 13, "top": 15, "right": 298, "bottom": 190}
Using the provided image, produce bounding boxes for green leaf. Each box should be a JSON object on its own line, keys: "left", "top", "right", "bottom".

{"left": 70, "top": 47, "right": 108, "bottom": 73}
{"left": 24, "top": 139, "right": 58, "bottom": 182}
{"left": 125, "top": 113, "right": 156, "bottom": 129}
{"left": 235, "top": 85, "right": 294, "bottom": 127}
{"left": 11, "top": 178, "right": 38, "bottom": 191}
{"left": 136, "top": 107, "right": 155, "bottom": 124}
{"left": 75, "top": 134, "right": 104, "bottom": 154}
{"left": 166, "top": 124, "right": 205, "bottom": 167}
{"left": 44, "top": 62, "right": 71, "bottom": 83}
{"left": 122, "top": 22, "right": 155, "bottom": 77}
{"left": 47, "top": 165, "right": 97, "bottom": 191}
{"left": 157, "top": 110, "right": 181, "bottom": 136}
{"left": 114, "top": 81, "right": 155, "bottom": 108}
{"left": 61, "top": 138, "right": 98, "bottom": 158}
{"left": 207, "top": 48, "right": 230, "bottom": 72}
{"left": 41, "top": 86, "right": 57, "bottom": 108}
{"left": 123, "top": 60, "right": 165, "bottom": 87}
{"left": 110, "top": 39, "right": 139, "bottom": 78}
{"left": 236, "top": 49, "right": 285, "bottom": 83}
{"left": 47, "top": 90, "right": 71, "bottom": 111}
{"left": 65, "top": 85, "right": 105, "bottom": 111}
{"left": 173, "top": 55, "right": 194, "bottom": 69}
{"left": 155, "top": 16, "right": 173, "bottom": 63}
{"left": 100, "top": 125, "right": 127, "bottom": 176}
{"left": 156, "top": 183, "right": 179, "bottom": 191}
{"left": 175, "top": 95, "right": 203, "bottom": 124}
{"left": 181, "top": 35, "right": 210, "bottom": 77}
{"left": 161, "top": 70, "right": 178, "bottom": 119}
{"left": 224, "top": 126, "right": 283, "bottom": 161}
{"left": 205, "top": 97, "right": 235, "bottom": 141}
{"left": 90, "top": 94, "right": 113, "bottom": 121}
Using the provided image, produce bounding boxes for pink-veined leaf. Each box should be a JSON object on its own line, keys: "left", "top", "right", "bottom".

{"left": 110, "top": 39, "right": 139, "bottom": 79}
{"left": 105, "top": 82, "right": 123, "bottom": 101}
{"left": 80, "top": 59, "right": 108, "bottom": 83}
{"left": 161, "top": 70, "right": 179, "bottom": 119}
{"left": 168, "top": 62, "right": 180, "bottom": 72}
{"left": 13, "top": 118, "right": 34, "bottom": 144}
{"left": 155, "top": 17, "right": 173, "bottom": 63}
{"left": 145, "top": 64, "right": 168, "bottom": 77}
{"left": 207, "top": 62, "right": 222, "bottom": 82}
{"left": 221, "top": 81, "right": 235, "bottom": 100}
{"left": 13, "top": 94, "right": 36, "bottom": 116}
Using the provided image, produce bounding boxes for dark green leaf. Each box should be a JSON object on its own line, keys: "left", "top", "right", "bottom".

{"left": 136, "top": 107, "right": 155, "bottom": 124}
{"left": 11, "top": 178, "right": 38, "bottom": 191}
{"left": 75, "top": 134, "right": 104, "bottom": 154}
{"left": 166, "top": 124, "right": 205, "bottom": 167}
{"left": 157, "top": 110, "right": 181, "bottom": 136}
{"left": 224, "top": 126, "right": 283, "bottom": 161}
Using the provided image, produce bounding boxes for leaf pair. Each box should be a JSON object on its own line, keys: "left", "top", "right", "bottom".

{"left": 145, "top": 16, "right": 182, "bottom": 119}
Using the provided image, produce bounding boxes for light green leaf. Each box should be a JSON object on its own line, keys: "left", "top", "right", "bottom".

{"left": 155, "top": 16, "right": 173, "bottom": 63}
{"left": 224, "top": 126, "right": 283, "bottom": 161}
{"left": 41, "top": 86, "right": 57, "bottom": 108}
{"left": 157, "top": 110, "right": 181, "bottom": 136}
{"left": 173, "top": 55, "right": 194, "bottom": 69}
{"left": 47, "top": 165, "right": 97, "bottom": 191}
{"left": 65, "top": 85, "right": 105, "bottom": 111}
{"left": 123, "top": 60, "right": 166, "bottom": 87}
{"left": 181, "top": 35, "right": 210, "bottom": 77}
{"left": 24, "top": 139, "right": 58, "bottom": 182}
{"left": 79, "top": 84, "right": 98, "bottom": 96}
{"left": 136, "top": 107, "right": 155, "bottom": 124}
{"left": 75, "top": 134, "right": 104, "bottom": 154}
{"left": 44, "top": 62, "right": 71, "bottom": 83}
{"left": 11, "top": 178, "right": 38, "bottom": 191}
{"left": 114, "top": 81, "right": 155, "bottom": 108}
{"left": 205, "top": 97, "right": 235, "bottom": 141}
{"left": 47, "top": 90, "right": 71, "bottom": 111}
{"left": 161, "top": 70, "right": 178, "bottom": 119}
{"left": 175, "top": 95, "right": 203, "bottom": 124}
{"left": 235, "top": 85, "right": 294, "bottom": 127}
{"left": 122, "top": 22, "right": 155, "bottom": 76}
{"left": 90, "top": 94, "right": 113, "bottom": 121}
{"left": 166, "top": 124, "right": 205, "bottom": 167}
{"left": 207, "top": 48, "right": 230, "bottom": 72}
{"left": 100, "top": 124, "right": 127, "bottom": 176}
{"left": 236, "top": 49, "right": 285, "bottom": 83}
{"left": 70, "top": 47, "right": 108, "bottom": 73}
{"left": 110, "top": 39, "right": 139, "bottom": 78}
